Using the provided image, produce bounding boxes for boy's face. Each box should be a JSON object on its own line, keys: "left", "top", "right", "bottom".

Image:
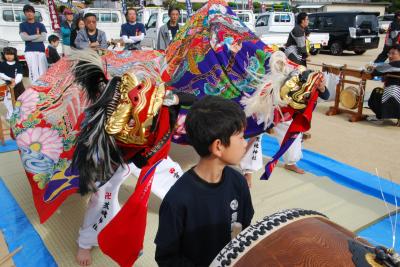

{"left": 5, "top": 54, "right": 15, "bottom": 62}
{"left": 127, "top": 10, "right": 137, "bottom": 23}
{"left": 388, "top": 48, "right": 400, "bottom": 62}
{"left": 169, "top": 10, "right": 179, "bottom": 24}
{"left": 217, "top": 130, "right": 247, "bottom": 165}
{"left": 51, "top": 40, "right": 60, "bottom": 48}
{"left": 24, "top": 10, "right": 35, "bottom": 21}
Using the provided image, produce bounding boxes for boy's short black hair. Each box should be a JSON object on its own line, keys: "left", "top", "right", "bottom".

{"left": 23, "top": 4, "right": 35, "bottom": 13}
{"left": 185, "top": 96, "right": 246, "bottom": 157}
{"left": 126, "top": 8, "right": 137, "bottom": 16}
{"left": 168, "top": 7, "right": 180, "bottom": 16}
{"left": 84, "top": 12, "right": 96, "bottom": 19}
{"left": 390, "top": 44, "right": 400, "bottom": 53}
{"left": 297, "top": 12, "right": 308, "bottom": 25}
{"left": 48, "top": 34, "right": 60, "bottom": 43}
{"left": 2, "top": 47, "right": 18, "bottom": 62}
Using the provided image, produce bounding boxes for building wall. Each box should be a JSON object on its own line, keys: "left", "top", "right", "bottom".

{"left": 293, "top": 0, "right": 371, "bottom": 3}
{"left": 325, "top": 4, "right": 385, "bottom": 16}
{"left": 148, "top": 0, "right": 162, "bottom": 5}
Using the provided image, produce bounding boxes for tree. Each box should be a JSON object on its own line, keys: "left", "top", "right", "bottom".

{"left": 193, "top": 2, "right": 206, "bottom": 11}
{"left": 371, "top": 0, "right": 399, "bottom": 13}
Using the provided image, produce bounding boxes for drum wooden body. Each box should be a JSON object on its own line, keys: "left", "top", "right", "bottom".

{"left": 340, "top": 86, "right": 360, "bottom": 110}
{"left": 211, "top": 209, "right": 377, "bottom": 267}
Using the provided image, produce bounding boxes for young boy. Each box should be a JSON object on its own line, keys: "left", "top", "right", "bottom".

{"left": 19, "top": 4, "right": 48, "bottom": 82}
{"left": 155, "top": 96, "right": 254, "bottom": 266}
{"left": 46, "top": 34, "right": 60, "bottom": 65}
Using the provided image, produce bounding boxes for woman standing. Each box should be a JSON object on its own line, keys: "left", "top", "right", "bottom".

{"left": 70, "top": 17, "right": 85, "bottom": 49}
{"left": 60, "top": 8, "right": 75, "bottom": 56}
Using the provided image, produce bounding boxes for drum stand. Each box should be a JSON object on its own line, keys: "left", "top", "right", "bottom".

{"left": 322, "top": 64, "right": 372, "bottom": 122}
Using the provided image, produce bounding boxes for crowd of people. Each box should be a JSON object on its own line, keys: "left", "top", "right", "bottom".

{"left": 0, "top": 3, "right": 400, "bottom": 267}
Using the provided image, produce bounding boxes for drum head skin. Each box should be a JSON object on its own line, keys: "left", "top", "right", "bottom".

{"left": 340, "top": 86, "right": 359, "bottom": 110}
{"left": 211, "top": 209, "right": 375, "bottom": 267}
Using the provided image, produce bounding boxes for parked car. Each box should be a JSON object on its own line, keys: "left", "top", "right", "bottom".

{"left": 0, "top": 3, "right": 60, "bottom": 61}
{"left": 255, "top": 11, "right": 328, "bottom": 55}
{"left": 145, "top": 9, "right": 188, "bottom": 49}
{"left": 259, "top": 32, "right": 329, "bottom": 55}
{"left": 233, "top": 10, "right": 255, "bottom": 32}
{"left": 378, "top": 14, "right": 394, "bottom": 34}
{"left": 255, "top": 11, "right": 295, "bottom": 35}
{"left": 137, "top": 7, "right": 162, "bottom": 25}
{"left": 308, "top": 12, "right": 379, "bottom": 56}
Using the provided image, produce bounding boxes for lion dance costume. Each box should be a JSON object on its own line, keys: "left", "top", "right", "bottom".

{"left": 11, "top": 0, "right": 325, "bottom": 265}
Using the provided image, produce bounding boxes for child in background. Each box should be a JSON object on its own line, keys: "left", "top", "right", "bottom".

{"left": 0, "top": 47, "right": 24, "bottom": 119}
{"left": 155, "top": 96, "right": 254, "bottom": 266}
{"left": 46, "top": 35, "right": 61, "bottom": 65}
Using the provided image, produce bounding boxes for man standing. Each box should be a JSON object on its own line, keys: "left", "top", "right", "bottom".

{"left": 285, "top": 12, "right": 308, "bottom": 67}
{"left": 19, "top": 4, "right": 48, "bottom": 82}
{"left": 60, "top": 8, "right": 75, "bottom": 56}
{"left": 157, "top": 7, "right": 180, "bottom": 50}
{"left": 75, "top": 13, "right": 108, "bottom": 50}
{"left": 120, "top": 8, "right": 145, "bottom": 50}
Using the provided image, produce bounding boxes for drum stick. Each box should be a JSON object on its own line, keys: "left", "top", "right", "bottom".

{"left": 384, "top": 74, "right": 400, "bottom": 79}
{"left": 0, "top": 246, "right": 22, "bottom": 265}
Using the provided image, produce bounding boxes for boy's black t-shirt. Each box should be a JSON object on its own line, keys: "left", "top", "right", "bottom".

{"left": 47, "top": 46, "right": 60, "bottom": 65}
{"left": 155, "top": 166, "right": 254, "bottom": 267}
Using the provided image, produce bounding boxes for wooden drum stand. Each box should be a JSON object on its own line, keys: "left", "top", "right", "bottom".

{"left": 321, "top": 64, "right": 373, "bottom": 122}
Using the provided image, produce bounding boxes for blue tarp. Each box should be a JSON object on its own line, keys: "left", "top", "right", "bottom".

{"left": 0, "top": 178, "right": 56, "bottom": 266}
{"left": 0, "top": 139, "right": 18, "bottom": 153}
{"left": 358, "top": 214, "right": 400, "bottom": 251}
{"left": 261, "top": 134, "right": 400, "bottom": 206}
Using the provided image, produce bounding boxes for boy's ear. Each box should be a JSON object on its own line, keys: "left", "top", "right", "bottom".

{"left": 209, "top": 138, "right": 223, "bottom": 157}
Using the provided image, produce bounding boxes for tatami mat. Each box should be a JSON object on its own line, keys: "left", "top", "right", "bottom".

{"left": 0, "top": 231, "right": 15, "bottom": 267}
{"left": 0, "top": 142, "right": 396, "bottom": 266}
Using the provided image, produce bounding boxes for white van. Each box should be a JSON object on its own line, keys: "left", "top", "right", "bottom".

{"left": 145, "top": 9, "right": 188, "bottom": 49}
{"left": 137, "top": 7, "right": 163, "bottom": 25}
{"left": 81, "top": 8, "right": 125, "bottom": 40}
{"left": 255, "top": 11, "right": 295, "bottom": 35}
{"left": 0, "top": 4, "right": 59, "bottom": 60}
{"left": 233, "top": 10, "right": 255, "bottom": 32}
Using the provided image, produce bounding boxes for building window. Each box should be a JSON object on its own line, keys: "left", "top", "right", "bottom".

{"left": 3, "top": 10, "right": 42, "bottom": 22}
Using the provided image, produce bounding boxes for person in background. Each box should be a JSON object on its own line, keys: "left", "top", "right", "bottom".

{"left": 60, "top": 8, "right": 75, "bottom": 56}
{"left": 19, "top": 4, "right": 48, "bottom": 82}
{"left": 75, "top": 13, "right": 108, "bottom": 50}
{"left": 0, "top": 47, "right": 24, "bottom": 120}
{"left": 70, "top": 17, "right": 85, "bottom": 49}
{"left": 46, "top": 35, "right": 60, "bottom": 65}
{"left": 58, "top": 5, "right": 66, "bottom": 25}
{"left": 368, "top": 45, "right": 400, "bottom": 126}
{"left": 375, "top": 11, "right": 400, "bottom": 63}
{"left": 285, "top": 12, "right": 308, "bottom": 67}
{"left": 120, "top": 8, "right": 145, "bottom": 50}
{"left": 157, "top": 7, "right": 180, "bottom": 50}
